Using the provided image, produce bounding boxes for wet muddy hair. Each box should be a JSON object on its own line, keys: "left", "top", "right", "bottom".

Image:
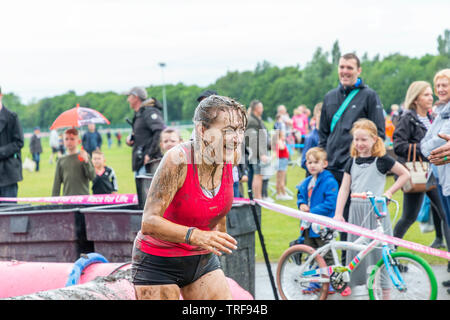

{"left": 193, "top": 95, "right": 248, "bottom": 130}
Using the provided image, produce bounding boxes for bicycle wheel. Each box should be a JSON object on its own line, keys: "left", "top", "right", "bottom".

{"left": 276, "top": 244, "right": 330, "bottom": 300}
{"left": 368, "top": 251, "right": 438, "bottom": 300}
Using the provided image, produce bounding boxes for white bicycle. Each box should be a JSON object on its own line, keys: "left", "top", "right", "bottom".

{"left": 276, "top": 192, "right": 438, "bottom": 300}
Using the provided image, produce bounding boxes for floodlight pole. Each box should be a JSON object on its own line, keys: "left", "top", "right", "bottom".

{"left": 158, "top": 62, "right": 168, "bottom": 124}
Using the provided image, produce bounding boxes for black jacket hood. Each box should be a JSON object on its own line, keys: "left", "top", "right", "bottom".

{"left": 141, "top": 97, "right": 163, "bottom": 111}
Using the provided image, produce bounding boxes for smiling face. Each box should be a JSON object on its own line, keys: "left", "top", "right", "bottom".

{"left": 338, "top": 57, "right": 361, "bottom": 87}
{"left": 435, "top": 77, "right": 450, "bottom": 103}
{"left": 352, "top": 128, "right": 376, "bottom": 157}
{"left": 200, "top": 109, "right": 245, "bottom": 164}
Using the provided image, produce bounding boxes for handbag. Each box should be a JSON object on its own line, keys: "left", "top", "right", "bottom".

{"left": 417, "top": 196, "right": 435, "bottom": 233}
{"left": 23, "top": 156, "right": 36, "bottom": 172}
{"left": 401, "top": 143, "right": 435, "bottom": 193}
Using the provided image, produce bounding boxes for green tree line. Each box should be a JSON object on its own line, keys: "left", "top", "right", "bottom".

{"left": 4, "top": 30, "right": 450, "bottom": 131}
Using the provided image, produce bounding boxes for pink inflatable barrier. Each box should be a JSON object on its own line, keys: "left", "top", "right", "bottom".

{"left": 0, "top": 260, "right": 253, "bottom": 300}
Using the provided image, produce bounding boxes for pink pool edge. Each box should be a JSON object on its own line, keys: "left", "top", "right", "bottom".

{"left": 0, "top": 260, "right": 254, "bottom": 300}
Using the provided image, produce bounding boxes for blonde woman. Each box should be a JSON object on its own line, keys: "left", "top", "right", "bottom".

{"left": 425, "top": 69, "right": 450, "bottom": 168}
{"left": 393, "top": 81, "right": 449, "bottom": 249}
{"left": 421, "top": 69, "right": 450, "bottom": 265}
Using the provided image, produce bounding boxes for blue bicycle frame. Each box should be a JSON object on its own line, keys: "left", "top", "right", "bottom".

{"left": 368, "top": 195, "right": 407, "bottom": 291}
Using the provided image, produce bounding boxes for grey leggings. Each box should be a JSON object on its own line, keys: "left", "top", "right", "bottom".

{"left": 393, "top": 188, "right": 450, "bottom": 250}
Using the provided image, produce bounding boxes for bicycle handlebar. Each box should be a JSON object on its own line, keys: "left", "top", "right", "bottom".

{"left": 350, "top": 192, "right": 371, "bottom": 199}
{"left": 350, "top": 192, "right": 390, "bottom": 219}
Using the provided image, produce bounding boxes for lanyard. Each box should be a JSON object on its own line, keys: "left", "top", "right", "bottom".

{"left": 330, "top": 88, "right": 360, "bottom": 133}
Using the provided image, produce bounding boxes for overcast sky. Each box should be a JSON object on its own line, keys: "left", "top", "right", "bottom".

{"left": 0, "top": 0, "right": 449, "bottom": 104}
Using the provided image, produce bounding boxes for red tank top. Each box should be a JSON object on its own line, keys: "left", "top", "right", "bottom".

{"left": 135, "top": 145, "right": 234, "bottom": 257}
{"left": 277, "top": 143, "right": 289, "bottom": 159}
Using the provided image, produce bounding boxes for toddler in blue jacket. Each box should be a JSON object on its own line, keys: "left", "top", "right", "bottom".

{"left": 296, "top": 147, "right": 338, "bottom": 294}
{"left": 296, "top": 147, "right": 338, "bottom": 262}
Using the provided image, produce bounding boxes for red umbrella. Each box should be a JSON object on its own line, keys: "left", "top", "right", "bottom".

{"left": 49, "top": 104, "right": 110, "bottom": 130}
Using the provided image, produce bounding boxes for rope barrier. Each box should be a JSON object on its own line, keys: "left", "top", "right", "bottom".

{"left": 233, "top": 197, "right": 450, "bottom": 260}
{"left": 0, "top": 194, "right": 138, "bottom": 205}
{"left": 1, "top": 194, "right": 447, "bottom": 260}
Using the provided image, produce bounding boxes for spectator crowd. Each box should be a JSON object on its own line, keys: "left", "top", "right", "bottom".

{"left": 1, "top": 54, "right": 450, "bottom": 298}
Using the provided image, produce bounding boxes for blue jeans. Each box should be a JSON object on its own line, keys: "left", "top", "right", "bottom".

{"left": 32, "top": 152, "right": 40, "bottom": 171}
{"left": 432, "top": 164, "right": 450, "bottom": 227}
{"left": 0, "top": 183, "right": 18, "bottom": 203}
{"left": 233, "top": 181, "right": 241, "bottom": 198}
{"left": 134, "top": 166, "right": 147, "bottom": 177}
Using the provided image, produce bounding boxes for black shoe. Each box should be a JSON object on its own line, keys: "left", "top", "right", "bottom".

{"left": 443, "top": 280, "right": 450, "bottom": 287}
{"left": 430, "top": 238, "right": 445, "bottom": 249}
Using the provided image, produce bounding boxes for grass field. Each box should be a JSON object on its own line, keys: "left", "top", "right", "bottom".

{"left": 18, "top": 132, "right": 445, "bottom": 265}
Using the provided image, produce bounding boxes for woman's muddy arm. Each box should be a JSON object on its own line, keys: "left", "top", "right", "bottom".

{"left": 140, "top": 146, "right": 188, "bottom": 243}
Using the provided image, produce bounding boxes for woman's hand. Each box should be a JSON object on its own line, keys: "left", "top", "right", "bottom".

{"left": 428, "top": 133, "right": 450, "bottom": 165}
{"left": 240, "top": 175, "right": 248, "bottom": 183}
{"left": 383, "top": 191, "right": 393, "bottom": 200}
{"left": 190, "top": 229, "right": 237, "bottom": 256}
{"left": 333, "top": 214, "right": 345, "bottom": 223}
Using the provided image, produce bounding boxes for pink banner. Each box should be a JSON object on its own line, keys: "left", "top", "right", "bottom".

{"left": 0, "top": 194, "right": 138, "bottom": 205}
{"left": 0, "top": 194, "right": 448, "bottom": 260}
{"left": 233, "top": 198, "right": 450, "bottom": 260}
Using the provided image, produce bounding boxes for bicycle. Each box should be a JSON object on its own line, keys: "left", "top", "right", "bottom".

{"left": 276, "top": 191, "right": 438, "bottom": 300}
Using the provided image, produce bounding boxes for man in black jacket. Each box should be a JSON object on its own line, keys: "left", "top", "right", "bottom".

{"left": 125, "top": 86, "right": 165, "bottom": 176}
{"left": 319, "top": 53, "right": 385, "bottom": 179}
{"left": 0, "top": 87, "right": 24, "bottom": 201}
{"left": 318, "top": 53, "right": 385, "bottom": 257}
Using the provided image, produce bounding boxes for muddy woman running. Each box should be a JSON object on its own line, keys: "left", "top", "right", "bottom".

{"left": 131, "top": 95, "right": 248, "bottom": 299}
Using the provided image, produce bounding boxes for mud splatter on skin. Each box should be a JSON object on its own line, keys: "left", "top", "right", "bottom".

{"left": 136, "top": 285, "right": 179, "bottom": 300}
{"left": 134, "top": 96, "right": 245, "bottom": 300}
{"left": 141, "top": 145, "right": 188, "bottom": 241}
{"left": 141, "top": 98, "right": 246, "bottom": 236}
{"left": 180, "top": 269, "right": 232, "bottom": 300}
{"left": 196, "top": 108, "right": 245, "bottom": 195}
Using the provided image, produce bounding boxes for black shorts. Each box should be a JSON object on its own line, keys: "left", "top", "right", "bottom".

{"left": 131, "top": 246, "right": 222, "bottom": 287}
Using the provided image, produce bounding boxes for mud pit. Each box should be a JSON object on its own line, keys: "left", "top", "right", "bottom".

{"left": 8, "top": 269, "right": 136, "bottom": 300}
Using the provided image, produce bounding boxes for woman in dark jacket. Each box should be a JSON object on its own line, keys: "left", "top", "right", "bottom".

{"left": 393, "top": 81, "right": 450, "bottom": 249}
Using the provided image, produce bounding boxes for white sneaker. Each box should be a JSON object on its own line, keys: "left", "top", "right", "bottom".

{"left": 276, "top": 194, "right": 293, "bottom": 201}
{"left": 262, "top": 197, "right": 275, "bottom": 203}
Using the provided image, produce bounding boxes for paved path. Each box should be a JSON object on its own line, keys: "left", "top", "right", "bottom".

{"left": 254, "top": 262, "right": 450, "bottom": 300}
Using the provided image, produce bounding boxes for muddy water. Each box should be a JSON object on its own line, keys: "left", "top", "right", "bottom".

{"left": 8, "top": 269, "right": 135, "bottom": 300}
